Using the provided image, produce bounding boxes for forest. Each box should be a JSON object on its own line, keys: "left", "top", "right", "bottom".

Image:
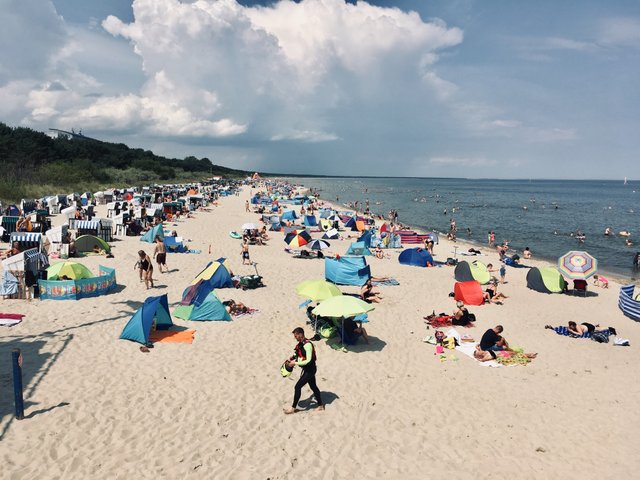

{"left": 0, "top": 122, "right": 249, "bottom": 202}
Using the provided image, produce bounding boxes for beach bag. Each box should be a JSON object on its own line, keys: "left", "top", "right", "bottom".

{"left": 319, "top": 325, "right": 337, "bottom": 338}
{"left": 446, "top": 257, "right": 457, "bottom": 266}
{"left": 591, "top": 332, "right": 609, "bottom": 343}
{"left": 435, "top": 330, "right": 445, "bottom": 344}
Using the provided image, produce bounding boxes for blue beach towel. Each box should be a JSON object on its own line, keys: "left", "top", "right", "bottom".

{"left": 371, "top": 278, "right": 400, "bottom": 286}
{"left": 552, "top": 326, "right": 591, "bottom": 338}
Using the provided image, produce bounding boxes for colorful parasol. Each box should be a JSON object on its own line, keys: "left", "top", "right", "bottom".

{"left": 284, "top": 230, "right": 312, "bottom": 248}
{"left": 558, "top": 251, "right": 598, "bottom": 279}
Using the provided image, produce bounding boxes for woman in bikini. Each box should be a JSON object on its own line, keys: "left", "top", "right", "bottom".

{"left": 137, "top": 250, "right": 154, "bottom": 289}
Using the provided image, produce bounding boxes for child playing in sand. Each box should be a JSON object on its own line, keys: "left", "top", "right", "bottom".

{"left": 593, "top": 275, "right": 609, "bottom": 288}
{"left": 137, "top": 250, "right": 154, "bottom": 289}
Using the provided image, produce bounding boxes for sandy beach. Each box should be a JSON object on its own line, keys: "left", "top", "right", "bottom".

{"left": 1, "top": 185, "right": 640, "bottom": 480}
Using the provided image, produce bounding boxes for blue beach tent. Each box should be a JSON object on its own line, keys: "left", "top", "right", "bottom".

{"left": 346, "top": 241, "right": 372, "bottom": 256}
{"left": 281, "top": 210, "right": 298, "bottom": 221}
{"left": 164, "top": 235, "right": 187, "bottom": 253}
{"left": 398, "top": 248, "right": 434, "bottom": 267}
{"left": 303, "top": 215, "right": 318, "bottom": 227}
{"left": 325, "top": 256, "right": 371, "bottom": 286}
{"left": 120, "top": 294, "right": 173, "bottom": 345}
{"left": 358, "top": 230, "right": 373, "bottom": 248}
{"left": 141, "top": 224, "right": 164, "bottom": 243}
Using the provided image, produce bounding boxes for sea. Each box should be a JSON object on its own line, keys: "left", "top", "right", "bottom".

{"left": 286, "top": 177, "right": 640, "bottom": 281}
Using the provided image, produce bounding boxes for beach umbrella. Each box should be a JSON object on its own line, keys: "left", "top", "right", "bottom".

{"left": 558, "top": 251, "right": 598, "bottom": 279}
{"left": 46, "top": 261, "right": 93, "bottom": 280}
{"left": 312, "top": 295, "right": 374, "bottom": 318}
{"left": 296, "top": 279, "right": 342, "bottom": 302}
{"left": 308, "top": 239, "right": 330, "bottom": 251}
{"left": 285, "top": 230, "right": 312, "bottom": 248}
{"left": 241, "top": 223, "right": 258, "bottom": 231}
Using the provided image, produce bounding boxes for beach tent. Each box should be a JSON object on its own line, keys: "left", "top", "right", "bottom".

{"left": 346, "top": 241, "right": 372, "bottom": 256}
{"left": 323, "top": 228, "right": 339, "bottom": 240}
{"left": 281, "top": 210, "right": 298, "bottom": 221}
{"left": 141, "top": 224, "right": 164, "bottom": 243}
{"left": 398, "top": 248, "right": 434, "bottom": 267}
{"left": 320, "top": 219, "right": 333, "bottom": 231}
{"left": 174, "top": 291, "right": 231, "bottom": 322}
{"left": 164, "top": 235, "right": 187, "bottom": 253}
{"left": 189, "top": 258, "right": 234, "bottom": 290}
{"left": 454, "top": 281, "right": 485, "bottom": 306}
{"left": 75, "top": 235, "right": 111, "bottom": 253}
{"left": 526, "top": 267, "right": 564, "bottom": 294}
{"left": 358, "top": 230, "right": 372, "bottom": 248}
{"left": 344, "top": 216, "right": 357, "bottom": 229}
{"left": 618, "top": 284, "right": 640, "bottom": 322}
{"left": 454, "top": 261, "right": 491, "bottom": 285}
{"left": 325, "top": 256, "right": 371, "bottom": 286}
{"left": 120, "top": 294, "right": 173, "bottom": 345}
{"left": 303, "top": 215, "right": 318, "bottom": 227}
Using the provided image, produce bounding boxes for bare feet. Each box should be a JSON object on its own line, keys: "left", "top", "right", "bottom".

{"left": 283, "top": 407, "right": 299, "bottom": 415}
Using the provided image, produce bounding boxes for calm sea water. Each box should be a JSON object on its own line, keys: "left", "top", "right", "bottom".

{"left": 288, "top": 177, "right": 640, "bottom": 280}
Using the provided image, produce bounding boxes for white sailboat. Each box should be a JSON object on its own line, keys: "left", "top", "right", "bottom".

{"left": 624, "top": 177, "right": 628, "bottom": 185}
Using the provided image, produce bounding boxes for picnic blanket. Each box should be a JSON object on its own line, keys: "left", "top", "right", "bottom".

{"left": 372, "top": 278, "right": 400, "bottom": 286}
{"left": 149, "top": 329, "right": 196, "bottom": 344}
{"left": 424, "top": 315, "right": 474, "bottom": 328}
{"left": 551, "top": 326, "right": 591, "bottom": 338}
{"left": 495, "top": 351, "right": 533, "bottom": 366}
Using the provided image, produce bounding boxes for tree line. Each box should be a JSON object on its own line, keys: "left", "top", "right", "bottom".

{"left": 0, "top": 122, "right": 249, "bottom": 202}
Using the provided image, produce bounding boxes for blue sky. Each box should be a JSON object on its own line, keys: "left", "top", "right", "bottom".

{"left": 1, "top": 0, "right": 639, "bottom": 179}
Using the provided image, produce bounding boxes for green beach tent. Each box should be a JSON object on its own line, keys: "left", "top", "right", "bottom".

{"left": 454, "top": 260, "right": 491, "bottom": 285}
{"left": 174, "top": 291, "right": 232, "bottom": 321}
{"left": 75, "top": 234, "right": 111, "bottom": 253}
{"left": 141, "top": 224, "right": 164, "bottom": 243}
{"left": 526, "top": 267, "right": 564, "bottom": 294}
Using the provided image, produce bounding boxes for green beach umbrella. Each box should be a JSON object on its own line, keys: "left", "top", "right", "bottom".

{"left": 46, "top": 261, "right": 93, "bottom": 280}
{"left": 312, "top": 295, "right": 374, "bottom": 318}
{"left": 296, "top": 279, "right": 342, "bottom": 302}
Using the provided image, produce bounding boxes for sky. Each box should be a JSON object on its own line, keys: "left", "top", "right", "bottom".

{"left": 1, "top": 0, "right": 639, "bottom": 179}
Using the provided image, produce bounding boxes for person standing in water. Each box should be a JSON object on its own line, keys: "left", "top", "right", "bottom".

{"left": 284, "top": 327, "right": 324, "bottom": 414}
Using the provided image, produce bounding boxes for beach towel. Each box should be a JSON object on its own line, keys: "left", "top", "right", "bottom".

{"left": 494, "top": 351, "right": 534, "bottom": 366}
{"left": 233, "top": 308, "right": 259, "bottom": 318}
{"left": 187, "top": 249, "right": 201, "bottom": 254}
{"left": 0, "top": 313, "right": 24, "bottom": 327}
{"left": 424, "top": 315, "right": 475, "bottom": 328}
{"left": 551, "top": 326, "right": 591, "bottom": 338}
{"left": 455, "top": 342, "right": 501, "bottom": 367}
{"left": 371, "top": 278, "right": 400, "bottom": 286}
{"left": 149, "top": 329, "right": 196, "bottom": 344}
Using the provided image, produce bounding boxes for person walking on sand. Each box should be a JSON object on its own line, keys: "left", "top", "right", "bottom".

{"left": 241, "top": 239, "right": 251, "bottom": 265}
{"left": 245, "top": 200, "right": 250, "bottom": 212}
{"left": 137, "top": 250, "right": 154, "bottom": 289}
{"left": 284, "top": 327, "right": 324, "bottom": 414}
{"left": 153, "top": 235, "right": 168, "bottom": 273}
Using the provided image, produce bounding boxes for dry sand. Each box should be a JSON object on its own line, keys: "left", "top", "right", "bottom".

{"left": 1, "top": 187, "right": 639, "bottom": 479}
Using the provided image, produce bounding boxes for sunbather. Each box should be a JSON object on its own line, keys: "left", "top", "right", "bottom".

{"left": 223, "top": 300, "right": 249, "bottom": 315}
{"left": 343, "top": 316, "right": 370, "bottom": 344}
{"left": 452, "top": 301, "right": 474, "bottom": 326}
{"left": 483, "top": 281, "right": 508, "bottom": 303}
{"left": 361, "top": 278, "right": 382, "bottom": 303}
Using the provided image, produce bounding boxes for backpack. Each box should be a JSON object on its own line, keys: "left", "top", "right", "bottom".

{"left": 591, "top": 332, "right": 609, "bottom": 343}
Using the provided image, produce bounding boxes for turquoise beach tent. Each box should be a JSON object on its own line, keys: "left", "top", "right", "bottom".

{"left": 174, "top": 291, "right": 232, "bottom": 321}
{"left": 141, "top": 224, "right": 164, "bottom": 243}
{"left": 120, "top": 294, "right": 173, "bottom": 345}
{"left": 346, "top": 241, "right": 372, "bottom": 256}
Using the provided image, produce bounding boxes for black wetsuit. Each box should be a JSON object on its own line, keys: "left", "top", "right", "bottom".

{"left": 292, "top": 340, "right": 323, "bottom": 409}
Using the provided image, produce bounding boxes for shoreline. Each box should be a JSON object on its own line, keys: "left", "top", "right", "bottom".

{"left": 296, "top": 183, "right": 639, "bottom": 286}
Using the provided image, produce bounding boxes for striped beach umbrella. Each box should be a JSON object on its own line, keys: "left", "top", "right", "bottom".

{"left": 308, "top": 239, "right": 330, "bottom": 250}
{"left": 558, "top": 251, "right": 598, "bottom": 279}
{"left": 284, "top": 230, "right": 312, "bottom": 248}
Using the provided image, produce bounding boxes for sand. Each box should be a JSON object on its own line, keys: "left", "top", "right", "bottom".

{"left": 1, "top": 186, "right": 639, "bottom": 480}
